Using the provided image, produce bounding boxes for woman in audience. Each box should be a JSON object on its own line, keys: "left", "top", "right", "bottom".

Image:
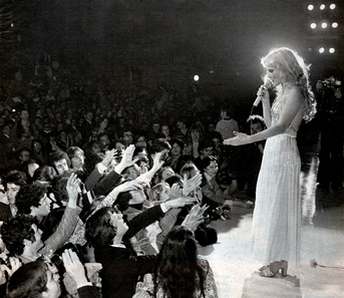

{"left": 199, "top": 156, "right": 232, "bottom": 221}
{"left": 135, "top": 226, "right": 218, "bottom": 298}
{"left": 6, "top": 249, "right": 100, "bottom": 298}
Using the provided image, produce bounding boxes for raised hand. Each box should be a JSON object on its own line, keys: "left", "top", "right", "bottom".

{"left": 169, "top": 183, "right": 182, "bottom": 200}
{"left": 0, "top": 257, "right": 22, "bottom": 285}
{"left": 182, "top": 173, "right": 202, "bottom": 197}
{"left": 191, "top": 130, "right": 200, "bottom": 143}
{"left": 115, "top": 215, "right": 129, "bottom": 237}
{"left": 181, "top": 204, "right": 207, "bottom": 232}
{"left": 151, "top": 151, "right": 165, "bottom": 171}
{"left": 66, "top": 173, "right": 81, "bottom": 208}
{"left": 121, "top": 144, "right": 136, "bottom": 167}
{"left": 223, "top": 131, "right": 250, "bottom": 146}
{"left": 84, "top": 263, "right": 102, "bottom": 287}
{"left": 62, "top": 249, "right": 88, "bottom": 288}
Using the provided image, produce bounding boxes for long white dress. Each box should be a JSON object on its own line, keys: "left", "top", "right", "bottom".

{"left": 251, "top": 92, "right": 305, "bottom": 268}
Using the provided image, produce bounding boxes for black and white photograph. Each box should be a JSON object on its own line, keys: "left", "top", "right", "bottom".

{"left": 0, "top": 1, "right": 343, "bottom": 297}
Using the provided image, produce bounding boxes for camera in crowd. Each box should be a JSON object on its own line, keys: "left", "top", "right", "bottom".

{"left": 318, "top": 77, "right": 342, "bottom": 90}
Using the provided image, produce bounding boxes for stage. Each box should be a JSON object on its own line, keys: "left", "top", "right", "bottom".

{"left": 199, "top": 156, "right": 344, "bottom": 298}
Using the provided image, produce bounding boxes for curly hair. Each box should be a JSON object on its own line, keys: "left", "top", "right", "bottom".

{"left": 6, "top": 259, "right": 49, "bottom": 298}
{"left": 154, "top": 226, "right": 205, "bottom": 298}
{"left": 32, "top": 165, "right": 57, "bottom": 183}
{"left": 85, "top": 207, "right": 117, "bottom": 248}
{"left": 49, "top": 150, "right": 71, "bottom": 168}
{"left": 3, "top": 170, "right": 27, "bottom": 189}
{"left": 50, "top": 173, "right": 71, "bottom": 204}
{"left": 15, "top": 184, "right": 46, "bottom": 215}
{"left": 261, "top": 47, "right": 316, "bottom": 122}
{"left": 1, "top": 216, "right": 37, "bottom": 256}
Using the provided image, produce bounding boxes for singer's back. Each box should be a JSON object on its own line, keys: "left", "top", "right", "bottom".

{"left": 251, "top": 86, "right": 305, "bottom": 271}
{"left": 271, "top": 91, "right": 305, "bottom": 137}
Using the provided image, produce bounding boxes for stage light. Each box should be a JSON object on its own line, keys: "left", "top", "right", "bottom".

{"left": 332, "top": 22, "right": 338, "bottom": 28}
{"left": 321, "top": 22, "right": 328, "bottom": 29}
{"left": 319, "top": 47, "right": 325, "bottom": 54}
{"left": 329, "top": 48, "right": 335, "bottom": 54}
{"left": 329, "top": 3, "right": 336, "bottom": 10}
{"left": 320, "top": 4, "right": 326, "bottom": 10}
{"left": 310, "top": 23, "right": 317, "bottom": 29}
{"left": 307, "top": 4, "right": 314, "bottom": 11}
{"left": 193, "top": 75, "right": 199, "bottom": 82}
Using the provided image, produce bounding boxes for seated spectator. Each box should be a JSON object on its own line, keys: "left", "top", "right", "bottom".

{"left": 98, "top": 133, "right": 111, "bottom": 153}
{"left": 67, "top": 146, "right": 88, "bottom": 180}
{"left": 1, "top": 216, "right": 43, "bottom": 262}
{"left": 168, "top": 139, "right": 188, "bottom": 173}
{"left": 6, "top": 249, "right": 100, "bottom": 298}
{"left": 161, "top": 124, "right": 171, "bottom": 142}
{"left": 1, "top": 170, "right": 27, "bottom": 220}
{"left": 135, "top": 226, "right": 218, "bottom": 298}
{"left": 199, "top": 156, "right": 233, "bottom": 221}
{"left": 49, "top": 150, "right": 71, "bottom": 176}
{"left": 15, "top": 184, "right": 50, "bottom": 220}
{"left": 2, "top": 174, "right": 81, "bottom": 259}
{"left": 215, "top": 108, "right": 238, "bottom": 140}
{"left": 32, "top": 165, "right": 57, "bottom": 185}
{"left": 122, "top": 130, "right": 135, "bottom": 148}
{"left": 85, "top": 197, "right": 196, "bottom": 298}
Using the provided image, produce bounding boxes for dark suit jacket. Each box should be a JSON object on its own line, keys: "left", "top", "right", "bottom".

{"left": 95, "top": 205, "right": 165, "bottom": 298}
{"left": 78, "top": 285, "right": 101, "bottom": 298}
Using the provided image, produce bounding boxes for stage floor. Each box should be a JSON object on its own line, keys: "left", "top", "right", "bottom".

{"left": 199, "top": 156, "right": 344, "bottom": 298}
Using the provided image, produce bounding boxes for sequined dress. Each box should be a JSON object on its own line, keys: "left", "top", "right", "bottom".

{"left": 251, "top": 93, "right": 305, "bottom": 268}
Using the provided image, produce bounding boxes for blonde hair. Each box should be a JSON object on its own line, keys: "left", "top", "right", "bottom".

{"left": 261, "top": 47, "right": 316, "bottom": 122}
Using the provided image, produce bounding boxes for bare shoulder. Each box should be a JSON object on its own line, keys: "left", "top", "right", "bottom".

{"left": 285, "top": 85, "right": 305, "bottom": 106}
{"left": 286, "top": 85, "right": 303, "bottom": 100}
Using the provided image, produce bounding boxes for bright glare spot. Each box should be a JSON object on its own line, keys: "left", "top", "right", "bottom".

{"left": 329, "top": 3, "right": 336, "bottom": 10}
{"left": 329, "top": 48, "right": 335, "bottom": 54}
{"left": 310, "top": 23, "right": 317, "bottom": 29}
{"left": 321, "top": 22, "right": 328, "bottom": 29}
{"left": 193, "top": 75, "right": 200, "bottom": 82}
{"left": 307, "top": 4, "right": 314, "bottom": 11}
{"left": 10, "top": 23, "right": 14, "bottom": 28}
{"left": 332, "top": 22, "right": 338, "bottom": 28}
{"left": 319, "top": 47, "right": 325, "bottom": 54}
{"left": 320, "top": 4, "right": 326, "bottom": 10}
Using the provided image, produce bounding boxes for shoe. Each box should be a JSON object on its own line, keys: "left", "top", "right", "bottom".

{"left": 258, "top": 260, "right": 288, "bottom": 278}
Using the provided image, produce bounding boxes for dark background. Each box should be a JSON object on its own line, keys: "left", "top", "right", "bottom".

{"left": 1, "top": 0, "right": 343, "bottom": 103}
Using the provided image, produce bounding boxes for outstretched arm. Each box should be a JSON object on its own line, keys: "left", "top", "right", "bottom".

{"left": 224, "top": 87, "right": 304, "bottom": 146}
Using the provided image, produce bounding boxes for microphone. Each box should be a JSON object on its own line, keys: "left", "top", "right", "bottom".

{"left": 253, "top": 76, "right": 272, "bottom": 107}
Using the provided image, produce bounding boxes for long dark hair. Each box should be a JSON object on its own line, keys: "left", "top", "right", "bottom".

{"left": 154, "top": 227, "right": 205, "bottom": 298}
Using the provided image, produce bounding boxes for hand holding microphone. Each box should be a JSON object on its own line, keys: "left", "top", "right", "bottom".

{"left": 253, "top": 76, "right": 273, "bottom": 107}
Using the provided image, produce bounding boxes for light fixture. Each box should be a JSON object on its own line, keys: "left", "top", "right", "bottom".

{"left": 332, "top": 22, "right": 338, "bottom": 28}
{"left": 329, "top": 48, "right": 335, "bottom": 54}
{"left": 329, "top": 4, "right": 336, "bottom": 10}
{"left": 319, "top": 47, "right": 325, "bottom": 54}
{"left": 321, "top": 22, "right": 328, "bottom": 29}
{"left": 310, "top": 22, "right": 317, "bottom": 29}
{"left": 307, "top": 4, "right": 314, "bottom": 11}
{"left": 320, "top": 4, "right": 326, "bottom": 10}
{"left": 193, "top": 75, "right": 200, "bottom": 82}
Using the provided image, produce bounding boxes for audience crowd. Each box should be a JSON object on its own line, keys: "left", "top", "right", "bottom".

{"left": 0, "top": 56, "right": 265, "bottom": 298}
